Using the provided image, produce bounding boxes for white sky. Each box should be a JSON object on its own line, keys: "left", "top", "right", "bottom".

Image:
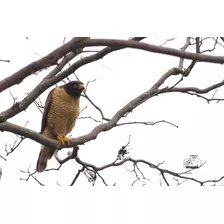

{"left": 1, "top": 36, "right": 224, "bottom": 188}
{"left": 0, "top": 1, "right": 224, "bottom": 222}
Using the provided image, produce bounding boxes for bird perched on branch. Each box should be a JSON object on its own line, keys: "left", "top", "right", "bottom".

{"left": 36, "top": 81, "right": 85, "bottom": 172}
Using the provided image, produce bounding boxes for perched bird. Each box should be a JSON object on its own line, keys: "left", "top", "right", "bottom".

{"left": 36, "top": 81, "right": 85, "bottom": 172}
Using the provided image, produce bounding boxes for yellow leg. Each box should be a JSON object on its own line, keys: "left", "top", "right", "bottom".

{"left": 57, "top": 135, "right": 72, "bottom": 145}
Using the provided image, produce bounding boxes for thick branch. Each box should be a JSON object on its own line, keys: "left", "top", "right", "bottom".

{"left": 0, "top": 37, "right": 145, "bottom": 94}
{"left": 0, "top": 38, "right": 146, "bottom": 123}
{"left": 0, "top": 37, "right": 89, "bottom": 93}
{"left": 0, "top": 78, "right": 165, "bottom": 147}
{"left": 2, "top": 37, "right": 224, "bottom": 95}
{"left": 0, "top": 67, "right": 205, "bottom": 148}
{"left": 1, "top": 66, "right": 223, "bottom": 151}
{"left": 0, "top": 121, "right": 59, "bottom": 148}
{"left": 0, "top": 88, "right": 160, "bottom": 148}
{"left": 75, "top": 38, "right": 224, "bottom": 64}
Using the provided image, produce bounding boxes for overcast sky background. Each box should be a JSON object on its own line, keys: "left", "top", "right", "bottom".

{"left": 0, "top": 0, "right": 224, "bottom": 223}
{"left": 0, "top": 37, "right": 224, "bottom": 188}
{"left": 0, "top": 36, "right": 224, "bottom": 224}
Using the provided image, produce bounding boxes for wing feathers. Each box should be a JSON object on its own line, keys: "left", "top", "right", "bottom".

{"left": 41, "top": 88, "right": 55, "bottom": 134}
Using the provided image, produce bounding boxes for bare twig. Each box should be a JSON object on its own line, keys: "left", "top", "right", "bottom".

{"left": 70, "top": 166, "right": 85, "bottom": 186}
{"left": 117, "top": 120, "right": 178, "bottom": 128}
{"left": 9, "top": 90, "right": 18, "bottom": 105}
{"left": 180, "top": 92, "right": 224, "bottom": 103}
{"left": 0, "top": 154, "right": 6, "bottom": 161}
{"left": 95, "top": 171, "right": 108, "bottom": 186}
{"left": 45, "top": 164, "right": 62, "bottom": 172}
{"left": 160, "top": 172, "right": 169, "bottom": 186}
{"left": 0, "top": 59, "right": 10, "bottom": 63}
{"left": 20, "top": 166, "right": 44, "bottom": 186}
{"left": 79, "top": 106, "right": 88, "bottom": 114}
{"left": 6, "top": 135, "right": 25, "bottom": 156}
{"left": 83, "top": 79, "right": 97, "bottom": 93}
{"left": 160, "top": 37, "right": 177, "bottom": 47}
{"left": 33, "top": 97, "right": 44, "bottom": 114}
{"left": 75, "top": 156, "right": 224, "bottom": 186}
{"left": 173, "top": 177, "right": 187, "bottom": 186}
{"left": 201, "top": 37, "right": 218, "bottom": 53}
{"left": 178, "top": 37, "right": 191, "bottom": 70}
{"left": 78, "top": 116, "right": 103, "bottom": 123}
{"left": 83, "top": 93, "right": 110, "bottom": 121}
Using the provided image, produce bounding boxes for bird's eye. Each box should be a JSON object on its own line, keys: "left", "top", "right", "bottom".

{"left": 73, "top": 83, "right": 84, "bottom": 89}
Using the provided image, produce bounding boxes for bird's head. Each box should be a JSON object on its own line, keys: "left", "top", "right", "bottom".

{"left": 63, "top": 81, "right": 85, "bottom": 98}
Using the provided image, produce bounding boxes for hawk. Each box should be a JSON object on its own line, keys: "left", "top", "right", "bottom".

{"left": 36, "top": 81, "right": 85, "bottom": 172}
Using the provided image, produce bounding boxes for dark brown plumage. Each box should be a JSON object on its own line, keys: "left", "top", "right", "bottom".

{"left": 36, "top": 81, "right": 85, "bottom": 172}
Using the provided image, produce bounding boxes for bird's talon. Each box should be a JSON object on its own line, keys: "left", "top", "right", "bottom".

{"left": 57, "top": 136, "right": 72, "bottom": 145}
{"left": 63, "top": 136, "right": 72, "bottom": 144}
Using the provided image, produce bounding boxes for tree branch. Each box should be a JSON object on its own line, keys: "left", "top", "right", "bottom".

{"left": 70, "top": 166, "right": 85, "bottom": 186}
{"left": 74, "top": 38, "right": 224, "bottom": 64}
{"left": 75, "top": 156, "right": 224, "bottom": 186}
{"left": 2, "top": 36, "right": 224, "bottom": 95}
{"left": 178, "top": 37, "right": 191, "bottom": 70}
{"left": 0, "top": 59, "right": 10, "bottom": 63}
{"left": 1, "top": 64, "right": 223, "bottom": 151}
{"left": 0, "top": 38, "right": 146, "bottom": 123}
{"left": 0, "top": 37, "right": 89, "bottom": 93}
{"left": 116, "top": 120, "right": 178, "bottom": 128}
{"left": 169, "top": 79, "right": 224, "bottom": 94}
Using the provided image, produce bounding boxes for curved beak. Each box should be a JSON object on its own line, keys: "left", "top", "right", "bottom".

{"left": 78, "top": 83, "right": 85, "bottom": 90}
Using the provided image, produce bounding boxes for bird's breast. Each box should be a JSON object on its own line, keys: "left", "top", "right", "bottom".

{"left": 47, "top": 87, "right": 80, "bottom": 135}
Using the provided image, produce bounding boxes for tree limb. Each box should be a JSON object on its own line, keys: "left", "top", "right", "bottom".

{"left": 1, "top": 67, "right": 221, "bottom": 149}
{"left": 1, "top": 37, "right": 224, "bottom": 95}
{"left": 0, "top": 37, "right": 89, "bottom": 93}
{"left": 75, "top": 156, "right": 224, "bottom": 186}
{"left": 0, "top": 38, "right": 146, "bottom": 123}
{"left": 74, "top": 38, "right": 224, "bottom": 64}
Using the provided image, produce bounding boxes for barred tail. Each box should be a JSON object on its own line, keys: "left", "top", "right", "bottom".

{"left": 36, "top": 146, "right": 55, "bottom": 173}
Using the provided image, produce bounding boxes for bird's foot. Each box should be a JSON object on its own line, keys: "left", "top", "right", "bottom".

{"left": 57, "top": 135, "right": 72, "bottom": 145}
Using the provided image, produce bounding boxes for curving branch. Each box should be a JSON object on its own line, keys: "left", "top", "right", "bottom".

{"left": 1, "top": 37, "right": 224, "bottom": 96}
{"left": 0, "top": 38, "right": 146, "bottom": 123}
{"left": 72, "top": 38, "right": 224, "bottom": 63}
{"left": 0, "top": 67, "right": 178, "bottom": 147}
{"left": 2, "top": 37, "right": 224, "bottom": 186}
{"left": 0, "top": 37, "right": 146, "bottom": 94}
{"left": 1, "top": 66, "right": 224, "bottom": 150}
{"left": 0, "top": 37, "right": 89, "bottom": 93}
{"left": 1, "top": 37, "right": 221, "bottom": 125}
{"left": 75, "top": 156, "right": 224, "bottom": 186}
{"left": 169, "top": 78, "right": 224, "bottom": 94}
